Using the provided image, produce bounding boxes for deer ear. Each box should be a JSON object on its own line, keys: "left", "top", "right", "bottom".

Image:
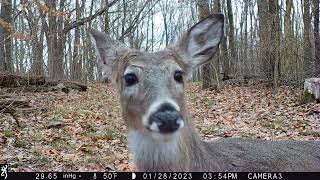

{"left": 174, "top": 14, "right": 224, "bottom": 70}
{"left": 90, "top": 29, "right": 128, "bottom": 85}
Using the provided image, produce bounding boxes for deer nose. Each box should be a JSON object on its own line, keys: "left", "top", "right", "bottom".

{"left": 148, "top": 103, "right": 184, "bottom": 133}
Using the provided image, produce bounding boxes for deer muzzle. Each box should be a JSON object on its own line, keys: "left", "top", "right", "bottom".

{"left": 147, "top": 103, "right": 184, "bottom": 133}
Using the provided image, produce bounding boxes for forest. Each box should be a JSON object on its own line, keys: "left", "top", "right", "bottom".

{"left": 0, "top": 0, "right": 320, "bottom": 172}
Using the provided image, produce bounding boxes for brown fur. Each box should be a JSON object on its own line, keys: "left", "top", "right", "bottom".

{"left": 90, "top": 14, "right": 320, "bottom": 172}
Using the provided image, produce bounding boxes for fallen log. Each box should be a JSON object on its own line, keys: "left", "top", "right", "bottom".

{"left": 0, "top": 74, "right": 45, "bottom": 87}
{"left": 5, "top": 86, "right": 52, "bottom": 93}
{"left": 0, "top": 74, "right": 87, "bottom": 92}
{"left": 46, "top": 81, "right": 87, "bottom": 92}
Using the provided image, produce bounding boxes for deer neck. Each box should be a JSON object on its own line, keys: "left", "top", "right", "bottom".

{"left": 127, "top": 115, "right": 212, "bottom": 171}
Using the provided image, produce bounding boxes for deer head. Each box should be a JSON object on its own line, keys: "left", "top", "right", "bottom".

{"left": 90, "top": 14, "right": 224, "bottom": 141}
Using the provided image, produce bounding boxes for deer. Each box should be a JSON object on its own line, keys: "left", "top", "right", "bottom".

{"left": 90, "top": 14, "right": 320, "bottom": 172}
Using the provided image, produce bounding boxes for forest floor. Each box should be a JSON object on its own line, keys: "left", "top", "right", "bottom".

{"left": 0, "top": 82, "right": 320, "bottom": 171}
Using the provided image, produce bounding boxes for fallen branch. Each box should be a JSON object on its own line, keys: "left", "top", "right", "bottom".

{"left": 0, "top": 107, "right": 21, "bottom": 127}
{"left": 0, "top": 97, "right": 31, "bottom": 127}
{"left": 0, "top": 99, "right": 30, "bottom": 108}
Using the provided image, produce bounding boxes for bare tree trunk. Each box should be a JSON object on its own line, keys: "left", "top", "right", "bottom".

{"left": 269, "top": 0, "right": 281, "bottom": 90}
{"left": 212, "top": 0, "right": 221, "bottom": 86}
{"left": 28, "top": 7, "right": 45, "bottom": 76}
{"left": 119, "top": 0, "right": 127, "bottom": 43}
{"left": 0, "top": 0, "right": 14, "bottom": 73}
{"left": 303, "top": 0, "right": 313, "bottom": 78}
{"left": 163, "top": 14, "right": 169, "bottom": 46}
{"left": 31, "top": 29, "right": 45, "bottom": 76}
{"left": 198, "top": 0, "right": 211, "bottom": 89}
{"left": 104, "top": 0, "right": 110, "bottom": 33}
{"left": 249, "top": 1, "right": 256, "bottom": 75}
{"left": 18, "top": 16, "right": 25, "bottom": 73}
{"left": 240, "top": 0, "right": 249, "bottom": 77}
{"left": 85, "top": 0, "right": 95, "bottom": 81}
{"left": 258, "top": 0, "right": 273, "bottom": 80}
{"left": 283, "top": 0, "right": 293, "bottom": 79}
{"left": 198, "top": 0, "right": 220, "bottom": 89}
{"left": 226, "top": 0, "right": 235, "bottom": 77}
{"left": 0, "top": 16, "right": 5, "bottom": 72}
{"left": 46, "top": 0, "right": 65, "bottom": 80}
{"left": 313, "top": 0, "right": 320, "bottom": 77}
{"left": 71, "top": 0, "right": 82, "bottom": 81}
{"left": 13, "top": 0, "right": 18, "bottom": 73}
{"left": 151, "top": 7, "right": 154, "bottom": 52}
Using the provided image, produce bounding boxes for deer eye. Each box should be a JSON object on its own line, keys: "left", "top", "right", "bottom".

{"left": 174, "top": 70, "right": 184, "bottom": 83}
{"left": 124, "top": 73, "right": 138, "bottom": 86}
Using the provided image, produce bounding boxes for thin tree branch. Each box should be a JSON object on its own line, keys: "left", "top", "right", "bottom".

{"left": 63, "top": 0, "right": 119, "bottom": 33}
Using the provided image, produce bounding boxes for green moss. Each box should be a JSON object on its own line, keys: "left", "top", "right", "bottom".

{"left": 33, "top": 151, "right": 51, "bottom": 165}
{"left": 51, "top": 137, "right": 65, "bottom": 149}
{"left": 13, "top": 138, "right": 29, "bottom": 149}
{"left": 86, "top": 157, "right": 101, "bottom": 164}
{"left": 189, "top": 93, "right": 198, "bottom": 103}
{"left": 50, "top": 137, "right": 76, "bottom": 151}
{"left": 10, "top": 162, "right": 21, "bottom": 168}
{"left": 201, "top": 125, "right": 221, "bottom": 135}
{"left": 104, "top": 129, "right": 119, "bottom": 140}
{"left": 37, "top": 156, "right": 51, "bottom": 164}
{"left": 300, "top": 91, "right": 315, "bottom": 104}
{"left": 4, "top": 129, "right": 14, "bottom": 137}
{"left": 81, "top": 124, "right": 98, "bottom": 137}
{"left": 203, "top": 97, "right": 215, "bottom": 108}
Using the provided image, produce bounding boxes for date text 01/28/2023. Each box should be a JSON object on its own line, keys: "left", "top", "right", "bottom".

{"left": 141, "top": 172, "right": 238, "bottom": 180}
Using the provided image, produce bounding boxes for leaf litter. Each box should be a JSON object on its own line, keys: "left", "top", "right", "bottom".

{"left": 0, "top": 82, "right": 319, "bottom": 171}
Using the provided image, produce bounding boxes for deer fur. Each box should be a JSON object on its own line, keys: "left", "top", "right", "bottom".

{"left": 90, "top": 14, "right": 320, "bottom": 172}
